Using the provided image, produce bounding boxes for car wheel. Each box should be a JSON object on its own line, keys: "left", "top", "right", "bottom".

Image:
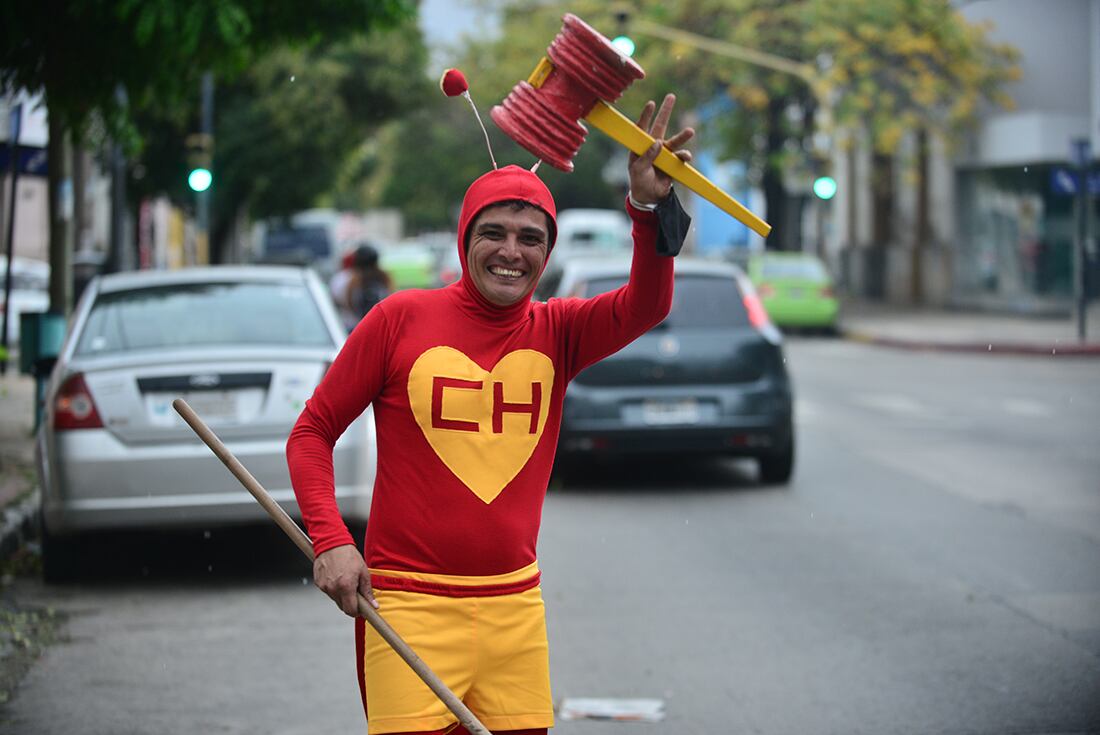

{"left": 40, "top": 521, "right": 82, "bottom": 583}
{"left": 758, "top": 436, "right": 795, "bottom": 485}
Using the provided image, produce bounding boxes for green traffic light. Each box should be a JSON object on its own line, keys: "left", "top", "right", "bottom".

{"left": 813, "top": 175, "right": 837, "bottom": 200}
{"left": 611, "top": 35, "right": 636, "bottom": 57}
{"left": 188, "top": 167, "right": 213, "bottom": 192}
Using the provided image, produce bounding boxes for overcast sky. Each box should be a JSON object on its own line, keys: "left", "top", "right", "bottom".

{"left": 418, "top": 0, "right": 499, "bottom": 72}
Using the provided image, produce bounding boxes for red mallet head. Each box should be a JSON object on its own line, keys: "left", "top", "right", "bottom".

{"left": 440, "top": 68, "right": 469, "bottom": 97}
{"left": 491, "top": 14, "right": 644, "bottom": 172}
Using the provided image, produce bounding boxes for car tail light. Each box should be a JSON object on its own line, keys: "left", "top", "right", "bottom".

{"left": 54, "top": 373, "right": 104, "bottom": 430}
{"left": 821, "top": 286, "right": 835, "bottom": 298}
{"left": 742, "top": 290, "right": 771, "bottom": 330}
{"left": 757, "top": 283, "right": 775, "bottom": 298}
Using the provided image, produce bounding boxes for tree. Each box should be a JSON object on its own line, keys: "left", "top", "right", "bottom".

{"left": 1, "top": 0, "right": 414, "bottom": 309}
{"left": 621, "top": 0, "right": 1018, "bottom": 263}
{"left": 805, "top": 0, "right": 1019, "bottom": 301}
{"left": 366, "top": 1, "right": 646, "bottom": 234}
{"left": 628, "top": 0, "right": 820, "bottom": 251}
{"left": 130, "top": 20, "right": 430, "bottom": 261}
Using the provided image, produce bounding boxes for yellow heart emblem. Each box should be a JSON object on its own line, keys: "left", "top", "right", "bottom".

{"left": 408, "top": 346, "right": 554, "bottom": 503}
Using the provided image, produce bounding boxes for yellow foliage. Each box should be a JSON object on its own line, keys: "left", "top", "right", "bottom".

{"left": 730, "top": 83, "right": 770, "bottom": 111}
{"left": 877, "top": 123, "right": 904, "bottom": 152}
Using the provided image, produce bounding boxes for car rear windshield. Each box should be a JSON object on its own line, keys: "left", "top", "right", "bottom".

{"left": 759, "top": 258, "right": 827, "bottom": 280}
{"left": 262, "top": 225, "right": 331, "bottom": 261}
{"left": 75, "top": 281, "right": 336, "bottom": 356}
{"left": 582, "top": 274, "right": 750, "bottom": 328}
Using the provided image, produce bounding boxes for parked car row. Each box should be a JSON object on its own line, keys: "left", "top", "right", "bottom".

{"left": 34, "top": 236, "right": 817, "bottom": 580}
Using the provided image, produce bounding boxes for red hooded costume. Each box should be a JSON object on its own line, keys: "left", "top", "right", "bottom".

{"left": 287, "top": 165, "right": 673, "bottom": 592}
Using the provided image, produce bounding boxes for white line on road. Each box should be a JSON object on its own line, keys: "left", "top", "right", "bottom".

{"left": 1001, "top": 398, "right": 1053, "bottom": 418}
{"left": 854, "top": 393, "right": 935, "bottom": 417}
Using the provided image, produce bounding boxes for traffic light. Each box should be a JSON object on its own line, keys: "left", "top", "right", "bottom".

{"left": 812, "top": 175, "right": 837, "bottom": 200}
{"left": 611, "top": 7, "right": 635, "bottom": 57}
{"left": 186, "top": 133, "right": 213, "bottom": 192}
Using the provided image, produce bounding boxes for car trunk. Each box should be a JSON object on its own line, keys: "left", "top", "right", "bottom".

{"left": 74, "top": 348, "right": 330, "bottom": 445}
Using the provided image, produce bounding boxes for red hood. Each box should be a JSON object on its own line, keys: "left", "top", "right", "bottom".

{"left": 457, "top": 165, "right": 557, "bottom": 260}
{"left": 454, "top": 165, "right": 558, "bottom": 317}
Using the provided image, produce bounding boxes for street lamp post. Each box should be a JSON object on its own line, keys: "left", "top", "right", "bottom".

{"left": 1, "top": 102, "right": 22, "bottom": 374}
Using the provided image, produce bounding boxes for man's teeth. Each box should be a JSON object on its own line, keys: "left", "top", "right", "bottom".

{"left": 489, "top": 266, "right": 523, "bottom": 278}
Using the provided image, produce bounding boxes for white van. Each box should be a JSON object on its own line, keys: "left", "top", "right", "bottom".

{"left": 553, "top": 208, "right": 633, "bottom": 260}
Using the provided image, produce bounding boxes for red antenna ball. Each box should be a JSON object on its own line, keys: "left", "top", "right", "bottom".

{"left": 440, "top": 68, "right": 469, "bottom": 97}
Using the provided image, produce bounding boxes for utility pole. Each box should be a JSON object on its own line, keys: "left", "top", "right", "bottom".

{"left": 106, "top": 85, "right": 129, "bottom": 274}
{"left": 197, "top": 72, "right": 214, "bottom": 264}
{"left": 1072, "top": 138, "right": 1091, "bottom": 341}
{"left": 1, "top": 102, "right": 21, "bottom": 374}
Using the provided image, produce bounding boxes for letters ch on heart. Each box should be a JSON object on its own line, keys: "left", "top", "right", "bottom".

{"left": 431, "top": 377, "right": 542, "bottom": 434}
{"left": 408, "top": 347, "right": 555, "bottom": 504}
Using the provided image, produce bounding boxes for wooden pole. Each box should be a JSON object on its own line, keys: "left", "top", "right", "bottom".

{"left": 172, "top": 399, "right": 493, "bottom": 735}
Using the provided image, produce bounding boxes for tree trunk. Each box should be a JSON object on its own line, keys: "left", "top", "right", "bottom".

{"left": 871, "top": 152, "right": 893, "bottom": 246}
{"left": 864, "top": 151, "right": 894, "bottom": 300}
{"left": 46, "top": 107, "right": 73, "bottom": 316}
{"left": 763, "top": 97, "right": 789, "bottom": 251}
{"left": 846, "top": 138, "right": 858, "bottom": 249}
{"left": 911, "top": 128, "right": 929, "bottom": 305}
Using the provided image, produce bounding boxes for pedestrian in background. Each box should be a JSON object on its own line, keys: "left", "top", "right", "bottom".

{"left": 347, "top": 243, "right": 393, "bottom": 321}
{"left": 329, "top": 250, "right": 360, "bottom": 332}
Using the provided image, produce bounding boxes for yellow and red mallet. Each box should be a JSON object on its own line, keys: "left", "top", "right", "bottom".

{"left": 491, "top": 13, "right": 771, "bottom": 237}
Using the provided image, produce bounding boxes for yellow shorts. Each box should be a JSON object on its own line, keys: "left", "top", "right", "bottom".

{"left": 356, "top": 563, "right": 554, "bottom": 735}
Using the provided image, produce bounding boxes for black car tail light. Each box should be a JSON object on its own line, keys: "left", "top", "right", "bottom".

{"left": 54, "top": 373, "right": 105, "bottom": 430}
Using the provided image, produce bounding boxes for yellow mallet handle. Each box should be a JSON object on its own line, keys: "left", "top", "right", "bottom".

{"left": 584, "top": 100, "right": 772, "bottom": 238}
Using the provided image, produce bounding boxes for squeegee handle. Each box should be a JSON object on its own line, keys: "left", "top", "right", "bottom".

{"left": 172, "top": 399, "right": 493, "bottom": 735}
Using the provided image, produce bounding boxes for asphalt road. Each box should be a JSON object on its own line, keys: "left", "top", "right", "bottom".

{"left": 2, "top": 338, "right": 1098, "bottom": 735}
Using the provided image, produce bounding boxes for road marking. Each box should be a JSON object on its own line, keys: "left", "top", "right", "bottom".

{"left": 559, "top": 698, "right": 665, "bottom": 722}
{"left": 854, "top": 393, "right": 933, "bottom": 417}
{"left": 1001, "top": 398, "right": 1052, "bottom": 417}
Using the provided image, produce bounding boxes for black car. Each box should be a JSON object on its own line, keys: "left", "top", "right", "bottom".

{"left": 538, "top": 257, "right": 795, "bottom": 484}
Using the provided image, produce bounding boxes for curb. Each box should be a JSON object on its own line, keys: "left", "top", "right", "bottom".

{"left": 0, "top": 490, "right": 40, "bottom": 561}
{"left": 841, "top": 329, "right": 1100, "bottom": 357}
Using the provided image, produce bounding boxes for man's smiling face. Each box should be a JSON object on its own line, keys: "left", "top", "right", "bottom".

{"left": 466, "top": 203, "right": 550, "bottom": 306}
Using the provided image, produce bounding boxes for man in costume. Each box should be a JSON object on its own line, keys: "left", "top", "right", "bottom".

{"left": 287, "top": 94, "right": 693, "bottom": 735}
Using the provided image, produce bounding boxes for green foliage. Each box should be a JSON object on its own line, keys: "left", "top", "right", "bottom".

{"left": 0, "top": 0, "right": 416, "bottom": 141}
{"left": 806, "top": 0, "right": 1021, "bottom": 152}
{"left": 0, "top": 601, "right": 65, "bottom": 706}
{"left": 370, "top": 1, "right": 633, "bottom": 233}
{"left": 218, "top": 22, "right": 430, "bottom": 220}
{"left": 127, "top": 18, "right": 430, "bottom": 258}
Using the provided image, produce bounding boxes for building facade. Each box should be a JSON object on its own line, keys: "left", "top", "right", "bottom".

{"left": 824, "top": 0, "right": 1099, "bottom": 310}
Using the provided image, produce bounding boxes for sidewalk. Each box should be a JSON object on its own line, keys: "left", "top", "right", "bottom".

{"left": 0, "top": 370, "right": 39, "bottom": 560}
{"left": 839, "top": 299, "right": 1100, "bottom": 356}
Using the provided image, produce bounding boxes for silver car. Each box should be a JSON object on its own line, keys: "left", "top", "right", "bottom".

{"left": 36, "top": 266, "right": 374, "bottom": 580}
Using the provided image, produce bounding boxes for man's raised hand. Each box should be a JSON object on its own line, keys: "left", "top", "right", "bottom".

{"left": 627, "top": 93, "right": 695, "bottom": 206}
